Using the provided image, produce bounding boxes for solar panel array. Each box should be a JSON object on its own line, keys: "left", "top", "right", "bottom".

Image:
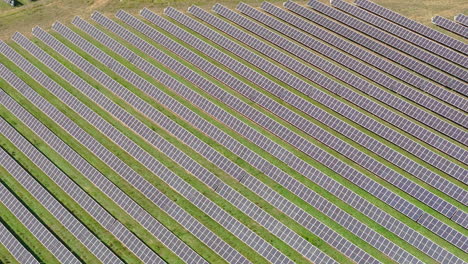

{"left": 76, "top": 12, "right": 427, "bottom": 264}
{"left": 38, "top": 23, "right": 298, "bottom": 264}
{"left": 26, "top": 20, "right": 335, "bottom": 264}
{"left": 433, "top": 16, "right": 468, "bottom": 38}
{"left": 306, "top": 0, "right": 468, "bottom": 94}
{"left": 268, "top": 1, "right": 468, "bottom": 114}
{"left": 12, "top": 28, "right": 252, "bottom": 264}
{"left": 125, "top": 6, "right": 466, "bottom": 254}
{"left": 0, "top": 1, "right": 467, "bottom": 263}
{"left": 0, "top": 108, "right": 163, "bottom": 264}
{"left": 454, "top": 14, "right": 468, "bottom": 26}
{"left": 17, "top": 25, "right": 274, "bottom": 262}
{"left": 354, "top": 0, "right": 468, "bottom": 53}
{"left": 141, "top": 7, "right": 468, "bottom": 226}
{"left": 330, "top": 0, "right": 468, "bottom": 73}
{"left": 69, "top": 15, "right": 376, "bottom": 264}
{"left": 0, "top": 203, "right": 40, "bottom": 264}
{"left": 200, "top": 3, "right": 468, "bottom": 193}
{"left": 218, "top": 2, "right": 468, "bottom": 144}
{"left": 78, "top": 10, "right": 466, "bottom": 263}
{"left": 0, "top": 41, "right": 209, "bottom": 264}
{"left": 91, "top": 10, "right": 468, "bottom": 262}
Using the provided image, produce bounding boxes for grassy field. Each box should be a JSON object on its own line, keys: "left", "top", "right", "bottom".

{"left": 0, "top": 0, "right": 466, "bottom": 263}
{"left": 1, "top": 0, "right": 467, "bottom": 40}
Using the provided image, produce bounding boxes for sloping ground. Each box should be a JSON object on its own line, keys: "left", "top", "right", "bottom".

{"left": 0, "top": 0, "right": 466, "bottom": 263}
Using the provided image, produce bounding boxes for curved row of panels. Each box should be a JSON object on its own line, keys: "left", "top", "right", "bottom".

{"left": 0, "top": 0, "right": 466, "bottom": 263}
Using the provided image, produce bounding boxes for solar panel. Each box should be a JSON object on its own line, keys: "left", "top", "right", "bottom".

{"left": 0, "top": 39, "right": 208, "bottom": 264}
{"left": 330, "top": 0, "right": 468, "bottom": 71}
{"left": 0, "top": 218, "right": 39, "bottom": 264}
{"left": 433, "top": 16, "right": 468, "bottom": 38}
{"left": 37, "top": 23, "right": 295, "bottom": 264}
{"left": 354, "top": 0, "right": 468, "bottom": 54}
{"left": 120, "top": 6, "right": 468, "bottom": 258}
{"left": 0, "top": 147, "right": 81, "bottom": 264}
{"left": 268, "top": 1, "right": 468, "bottom": 114}
{"left": 454, "top": 14, "right": 468, "bottom": 26}
{"left": 306, "top": 0, "right": 467, "bottom": 94}
{"left": 206, "top": 3, "right": 468, "bottom": 191}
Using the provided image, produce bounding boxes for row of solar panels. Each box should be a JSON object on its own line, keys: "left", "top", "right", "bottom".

{"left": 433, "top": 16, "right": 468, "bottom": 39}
{"left": 0, "top": 1, "right": 465, "bottom": 264}
{"left": 455, "top": 14, "right": 468, "bottom": 26}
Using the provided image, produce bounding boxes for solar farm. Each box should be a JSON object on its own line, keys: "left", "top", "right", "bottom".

{"left": 0, "top": 0, "right": 466, "bottom": 263}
